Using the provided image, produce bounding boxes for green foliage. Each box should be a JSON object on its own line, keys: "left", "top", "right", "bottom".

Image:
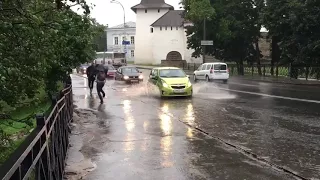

{"left": 0, "top": 0, "right": 103, "bottom": 162}
{"left": 183, "top": 0, "right": 320, "bottom": 72}
{"left": 184, "top": 0, "right": 260, "bottom": 74}
{"left": 181, "top": 0, "right": 215, "bottom": 21}
{"left": 93, "top": 24, "right": 107, "bottom": 52}
{"left": 0, "top": 0, "right": 103, "bottom": 110}
{"left": 261, "top": 0, "right": 320, "bottom": 65}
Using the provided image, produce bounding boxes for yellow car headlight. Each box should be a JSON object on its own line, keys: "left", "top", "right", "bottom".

{"left": 162, "top": 82, "right": 169, "bottom": 88}
{"left": 188, "top": 81, "right": 192, "bottom": 87}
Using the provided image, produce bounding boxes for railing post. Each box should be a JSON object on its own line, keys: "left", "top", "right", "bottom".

{"left": 35, "top": 114, "right": 52, "bottom": 180}
{"left": 263, "top": 65, "right": 266, "bottom": 76}
{"left": 36, "top": 113, "right": 45, "bottom": 127}
{"left": 51, "top": 95, "right": 57, "bottom": 106}
{"left": 251, "top": 65, "right": 254, "bottom": 77}
{"left": 306, "top": 66, "right": 309, "bottom": 80}
{"left": 276, "top": 64, "right": 279, "bottom": 78}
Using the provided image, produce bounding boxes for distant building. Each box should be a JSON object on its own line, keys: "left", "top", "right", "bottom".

{"left": 106, "top": 22, "right": 136, "bottom": 62}
{"left": 131, "top": 0, "right": 202, "bottom": 65}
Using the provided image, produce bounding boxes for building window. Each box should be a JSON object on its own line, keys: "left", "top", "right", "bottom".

{"left": 160, "top": 27, "right": 162, "bottom": 31}
{"left": 158, "top": 9, "right": 160, "bottom": 13}
{"left": 165, "top": 27, "right": 167, "bottom": 30}
{"left": 114, "top": 37, "right": 118, "bottom": 45}
{"left": 130, "top": 36, "right": 135, "bottom": 44}
{"left": 150, "top": 28, "right": 153, "bottom": 33}
{"left": 131, "top": 50, "right": 134, "bottom": 57}
{"left": 171, "top": 27, "right": 173, "bottom": 30}
{"left": 145, "top": 9, "right": 147, "bottom": 13}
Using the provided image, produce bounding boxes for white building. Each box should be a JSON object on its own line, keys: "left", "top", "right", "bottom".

{"left": 131, "top": 0, "right": 202, "bottom": 65}
{"left": 106, "top": 22, "right": 136, "bottom": 62}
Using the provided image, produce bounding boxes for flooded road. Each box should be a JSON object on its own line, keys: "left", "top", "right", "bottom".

{"left": 67, "top": 70, "right": 320, "bottom": 180}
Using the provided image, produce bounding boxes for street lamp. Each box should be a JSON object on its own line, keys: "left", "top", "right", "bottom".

{"left": 110, "top": 0, "right": 126, "bottom": 54}
{"left": 103, "top": 24, "right": 108, "bottom": 63}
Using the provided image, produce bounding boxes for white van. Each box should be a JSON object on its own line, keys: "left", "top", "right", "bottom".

{"left": 193, "top": 62, "right": 229, "bottom": 83}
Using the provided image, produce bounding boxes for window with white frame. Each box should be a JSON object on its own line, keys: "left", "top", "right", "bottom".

{"left": 130, "top": 36, "right": 135, "bottom": 44}
{"left": 131, "top": 50, "right": 134, "bottom": 57}
{"left": 114, "top": 37, "right": 118, "bottom": 45}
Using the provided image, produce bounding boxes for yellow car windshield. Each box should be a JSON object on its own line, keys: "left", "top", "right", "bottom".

{"left": 159, "top": 69, "right": 186, "bottom": 78}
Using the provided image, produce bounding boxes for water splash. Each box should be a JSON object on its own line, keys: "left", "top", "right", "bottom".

{"left": 107, "top": 80, "right": 236, "bottom": 100}
{"left": 192, "top": 81, "right": 237, "bottom": 100}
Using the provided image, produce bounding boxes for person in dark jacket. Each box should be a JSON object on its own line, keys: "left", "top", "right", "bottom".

{"left": 95, "top": 64, "right": 108, "bottom": 104}
{"left": 86, "top": 63, "right": 96, "bottom": 94}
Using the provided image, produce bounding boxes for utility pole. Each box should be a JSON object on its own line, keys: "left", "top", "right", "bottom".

{"left": 103, "top": 24, "right": 108, "bottom": 64}
{"left": 111, "top": 0, "right": 126, "bottom": 60}
{"left": 203, "top": 18, "right": 206, "bottom": 64}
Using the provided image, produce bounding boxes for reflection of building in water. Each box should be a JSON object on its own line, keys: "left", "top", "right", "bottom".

{"left": 122, "top": 100, "right": 136, "bottom": 153}
{"left": 185, "top": 103, "right": 195, "bottom": 125}
{"left": 159, "top": 103, "right": 172, "bottom": 136}
{"left": 160, "top": 136, "right": 173, "bottom": 167}
{"left": 159, "top": 103, "right": 173, "bottom": 168}
{"left": 123, "top": 100, "right": 135, "bottom": 131}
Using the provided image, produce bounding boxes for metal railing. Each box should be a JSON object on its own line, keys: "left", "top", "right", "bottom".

{"left": 182, "top": 63, "right": 320, "bottom": 80}
{"left": 0, "top": 78, "right": 73, "bottom": 180}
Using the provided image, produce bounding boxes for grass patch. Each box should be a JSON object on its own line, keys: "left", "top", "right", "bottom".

{"left": 0, "top": 81, "right": 64, "bottom": 164}
{"left": 0, "top": 102, "right": 51, "bottom": 135}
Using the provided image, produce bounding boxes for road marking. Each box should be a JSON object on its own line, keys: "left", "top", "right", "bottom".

{"left": 215, "top": 87, "right": 320, "bottom": 104}
{"left": 227, "top": 82, "right": 319, "bottom": 92}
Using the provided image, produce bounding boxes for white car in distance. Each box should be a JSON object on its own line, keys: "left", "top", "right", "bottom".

{"left": 193, "top": 62, "right": 229, "bottom": 83}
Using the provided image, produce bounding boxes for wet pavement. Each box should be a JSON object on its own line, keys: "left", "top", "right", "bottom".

{"left": 66, "top": 70, "right": 320, "bottom": 180}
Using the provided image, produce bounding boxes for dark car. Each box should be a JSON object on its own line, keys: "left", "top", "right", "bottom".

{"left": 115, "top": 66, "right": 143, "bottom": 83}
{"left": 103, "top": 64, "right": 117, "bottom": 78}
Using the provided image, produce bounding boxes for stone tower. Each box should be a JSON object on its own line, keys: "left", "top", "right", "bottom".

{"left": 131, "top": 0, "right": 174, "bottom": 64}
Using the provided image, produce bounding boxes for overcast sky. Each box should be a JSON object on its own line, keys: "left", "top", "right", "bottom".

{"left": 75, "top": 0, "right": 182, "bottom": 27}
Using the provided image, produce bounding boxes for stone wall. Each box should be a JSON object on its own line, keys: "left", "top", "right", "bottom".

{"left": 161, "top": 60, "right": 187, "bottom": 67}
{"left": 259, "top": 32, "right": 271, "bottom": 60}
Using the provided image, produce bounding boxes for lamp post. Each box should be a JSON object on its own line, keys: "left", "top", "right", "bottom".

{"left": 103, "top": 24, "right": 108, "bottom": 63}
{"left": 203, "top": 18, "right": 206, "bottom": 64}
{"left": 110, "top": 0, "right": 126, "bottom": 55}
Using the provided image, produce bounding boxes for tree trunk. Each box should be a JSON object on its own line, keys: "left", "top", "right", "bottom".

{"left": 239, "top": 58, "right": 244, "bottom": 75}
{"left": 255, "top": 40, "right": 262, "bottom": 75}
{"left": 271, "top": 36, "right": 281, "bottom": 76}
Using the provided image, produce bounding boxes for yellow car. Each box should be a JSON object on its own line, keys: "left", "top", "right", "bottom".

{"left": 148, "top": 67, "right": 193, "bottom": 97}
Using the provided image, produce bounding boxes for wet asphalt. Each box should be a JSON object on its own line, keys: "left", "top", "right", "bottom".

{"left": 70, "top": 70, "right": 320, "bottom": 180}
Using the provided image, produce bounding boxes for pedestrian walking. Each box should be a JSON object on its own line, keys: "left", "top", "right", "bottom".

{"left": 95, "top": 64, "right": 108, "bottom": 104}
{"left": 86, "top": 62, "right": 96, "bottom": 94}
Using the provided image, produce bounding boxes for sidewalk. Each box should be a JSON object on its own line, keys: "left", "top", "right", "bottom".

{"left": 135, "top": 65, "right": 320, "bottom": 87}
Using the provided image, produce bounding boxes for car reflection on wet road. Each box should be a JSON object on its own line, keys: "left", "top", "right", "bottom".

{"left": 70, "top": 70, "right": 320, "bottom": 180}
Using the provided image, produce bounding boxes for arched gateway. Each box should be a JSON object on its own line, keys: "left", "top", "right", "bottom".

{"left": 166, "top": 51, "right": 182, "bottom": 61}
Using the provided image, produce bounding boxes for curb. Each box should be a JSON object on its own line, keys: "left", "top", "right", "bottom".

{"left": 136, "top": 67, "right": 320, "bottom": 87}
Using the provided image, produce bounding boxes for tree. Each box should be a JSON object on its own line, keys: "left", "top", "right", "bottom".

{"left": 0, "top": 0, "right": 103, "bottom": 109}
{"left": 183, "top": 0, "right": 260, "bottom": 75}
{"left": 0, "top": 0, "right": 103, "bottom": 163}
{"left": 261, "top": 0, "right": 320, "bottom": 78}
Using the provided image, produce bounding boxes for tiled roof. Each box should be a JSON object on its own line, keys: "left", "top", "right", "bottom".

{"left": 151, "top": 10, "right": 184, "bottom": 27}
{"left": 109, "top": 21, "right": 136, "bottom": 29}
{"left": 131, "top": 0, "right": 174, "bottom": 13}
